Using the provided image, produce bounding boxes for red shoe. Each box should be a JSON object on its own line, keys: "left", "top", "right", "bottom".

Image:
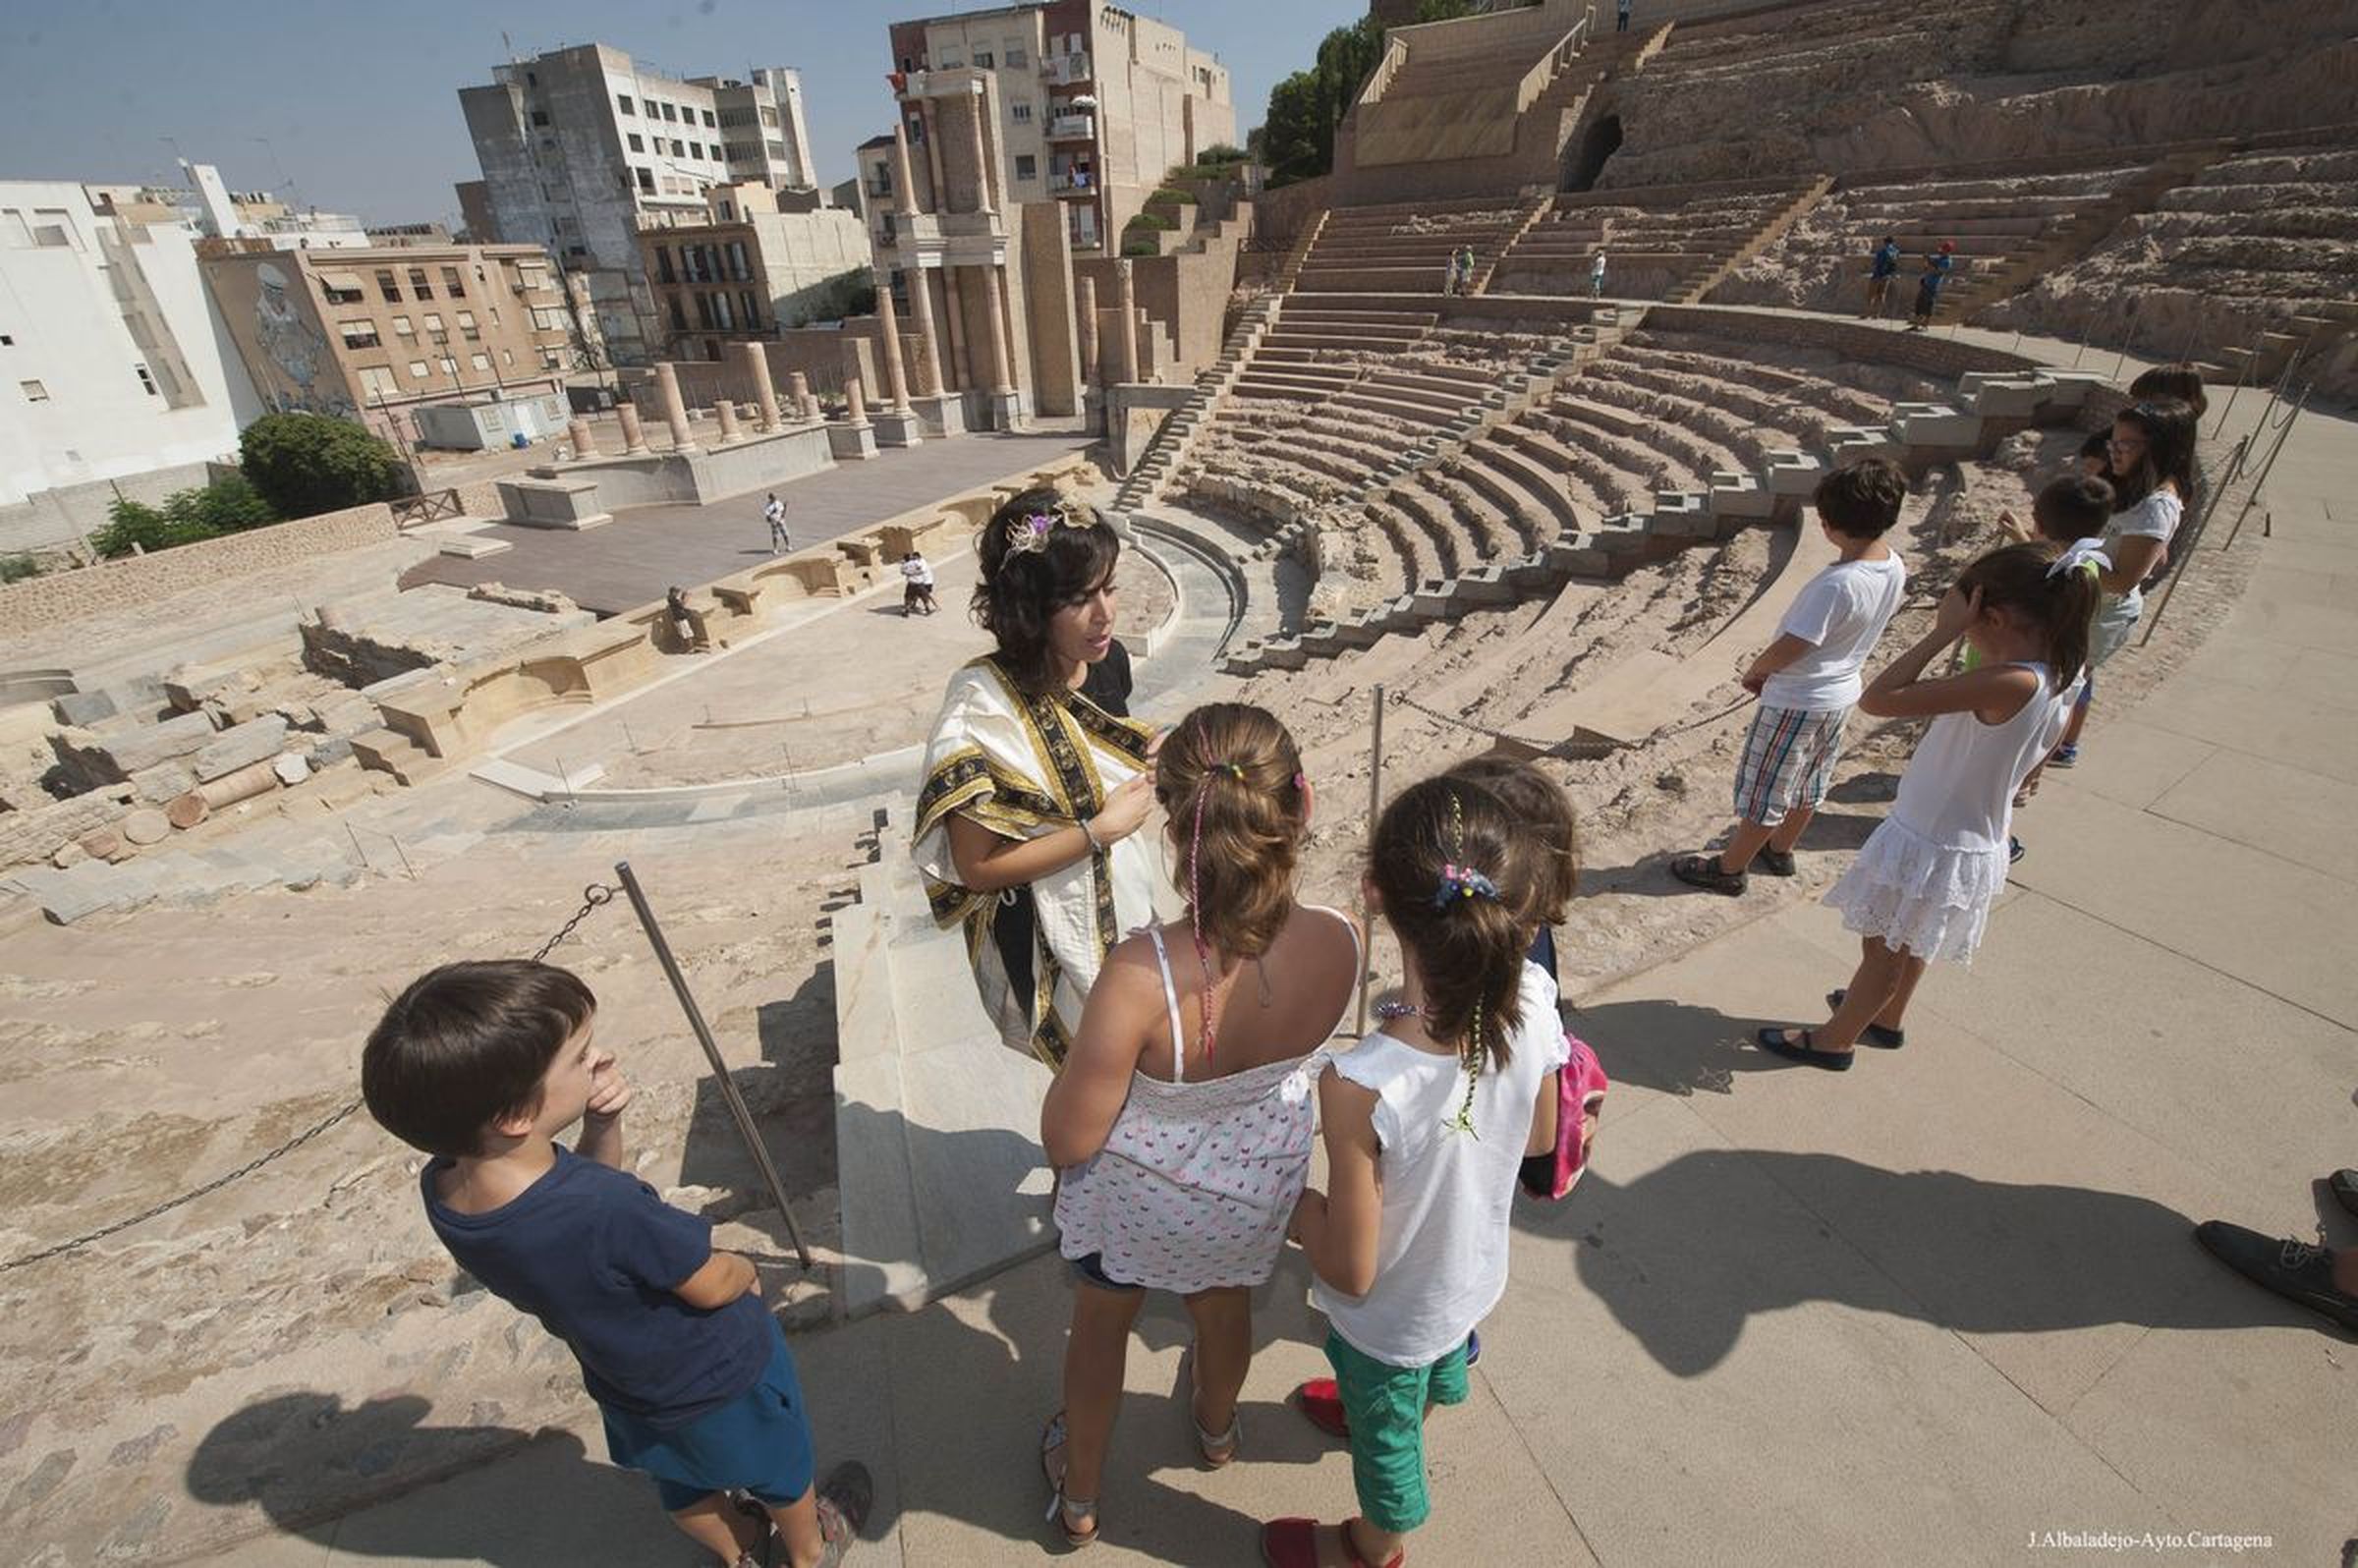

{"left": 1292, "top": 1378, "right": 1349, "bottom": 1439}
{"left": 1261, "top": 1517, "right": 1404, "bottom": 1567}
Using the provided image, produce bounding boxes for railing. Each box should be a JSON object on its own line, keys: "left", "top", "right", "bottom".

{"left": 1359, "top": 35, "right": 1411, "bottom": 105}
{"left": 1516, "top": 20, "right": 1591, "bottom": 114}
{"left": 1048, "top": 172, "right": 1095, "bottom": 195}
{"left": 391, "top": 488, "right": 465, "bottom": 530}
{"left": 1046, "top": 114, "right": 1095, "bottom": 140}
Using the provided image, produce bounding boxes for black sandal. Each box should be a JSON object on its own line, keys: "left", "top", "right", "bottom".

{"left": 1671, "top": 853, "right": 1747, "bottom": 896}
{"left": 1827, "top": 990, "right": 1904, "bottom": 1048}
{"left": 1755, "top": 1027, "right": 1854, "bottom": 1071}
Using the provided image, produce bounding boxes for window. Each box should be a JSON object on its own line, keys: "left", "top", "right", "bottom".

{"left": 440, "top": 266, "right": 465, "bottom": 299}
{"left": 541, "top": 349, "right": 563, "bottom": 369}
{"left": 358, "top": 364, "right": 401, "bottom": 398}
{"left": 375, "top": 268, "right": 402, "bottom": 302}
{"left": 726, "top": 240, "right": 750, "bottom": 281}
{"left": 628, "top": 133, "right": 644, "bottom": 152}
{"left": 695, "top": 293, "right": 716, "bottom": 330}
{"left": 424, "top": 311, "right": 447, "bottom": 344}
{"left": 668, "top": 297, "right": 687, "bottom": 330}
{"left": 867, "top": 165, "right": 893, "bottom": 197}
{"left": 701, "top": 108, "right": 715, "bottom": 127}
{"left": 672, "top": 140, "right": 686, "bottom": 157}
{"left": 531, "top": 110, "right": 550, "bottom": 126}
{"left": 338, "top": 319, "right": 381, "bottom": 349}
{"left": 636, "top": 167, "right": 655, "bottom": 193}
{"left": 20, "top": 378, "right": 46, "bottom": 401}
{"left": 760, "top": 105, "right": 779, "bottom": 126}
{"left": 488, "top": 307, "right": 501, "bottom": 326}
{"left": 938, "top": 52, "right": 963, "bottom": 69}
{"left": 740, "top": 288, "right": 759, "bottom": 326}
{"left": 392, "top": 314, "right": 416, "bottom": 338}
{"left": 408, "top": 267, "right": 432, "bottom": 299}
{"left": 502, "top": 348, "right": 515, "bottom": 366}
{"left": 975, "top": 49, "right": 994, "bottom": 69}
{"left": 690, "top": 142, "right": 703, "bottom": 160}
{"left": 566, "top": 244, "right": 588, "bottom": 257}
{"left": 321, "top": 279, "right": 365, "bottom": 305}
{"left": 616, "top": 93, "right": 635, "bottom": 114}
{"left": 765, "top": 140, "right": 787, "bottom": 160}
{"left": 654, "top": 247, "right": 675, "bottom": 284}
{"left": 470, "top": 352, "right": 491, "bottom": 370}
{"left": 531, "top": 306, "right": 566, "bottom": 331}
{"left": 137, "top": 364, "right": 159, "bottom": 396}
{"left": 1011, "top": 99, "right": 1032, "bottom": 123}
{"left": 1006, "top": 44, "right": 1028, "bottom": 67}
{"left": 1014, "top": 154, "right": 1037, "bottom": 181}
{"left": 438, "top": 356, "right": 458, "bottom": 375}
{"left": 409, "top": 360, "right": 430, "bottom": 378}
{"left": 659, "top": 101, "right": 677, "bottom": 121}
{"left": 456, "top": 309, "right": 480, "bottom": 340}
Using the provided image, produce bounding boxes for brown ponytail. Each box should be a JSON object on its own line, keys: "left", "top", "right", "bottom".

{"left": 1957, "top": 540, "right": 2099, "bottom": 690}
{"left": 1369, "top": 776, "right": 1530, "bottom": 1069}
{"left": 1446, "top": 755, "right": 1579, "bottom": 928}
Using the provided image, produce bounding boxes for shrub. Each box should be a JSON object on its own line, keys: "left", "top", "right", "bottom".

{"left": 1125, "top": 210, "right": 1178, "bottom": 233}
{"left": 87, "top": 476, "right": 280, "bottom": 559}
{"left": 0, "top": 554, "right": 40, "bottom": 584}
{"left": 1198, "top": 143, "right": 1248, "bottom": 164}
{"left": 1121, "top": 236, "right": 1162, "bottom": 256}
{"left": 239, "top": 413, "right": 405, "bottom": 520}
{"left": 1148, "top": 186, "right": 1194, "bottom": 207}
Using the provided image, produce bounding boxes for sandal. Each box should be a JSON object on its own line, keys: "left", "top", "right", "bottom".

{"left": 1755, "top": 1027, "right": 1854, "bottom": 1071}
{"left": 1826, "top": 989, "right": 1904, "bottom": 1049}
{"left": 1293, "top": 1377, "right": 1350, "bottom": 1439}
{"left": 1670, "top": 853, "right": 1747, "bottom": 896}
{"left": 1182, "top": 1349, "right": 1240, "bottom": 1469}
{"left": 1755, "top": 847, "right": 1797, "bottom": 877}
{"left": 1039, "top": 1413, "right": 1099, "bottom": 1547}
{"left": 1260, "top": 1516, "right": 1404, "bottom": 1568}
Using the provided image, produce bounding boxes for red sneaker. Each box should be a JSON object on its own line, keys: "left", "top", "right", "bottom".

{"left": 1293, "top": 1378, "right": 1349, "bottom": 1439}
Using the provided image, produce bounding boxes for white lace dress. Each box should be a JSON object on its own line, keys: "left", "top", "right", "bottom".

{"left": 1052, "top": 911, "right": 1358, "bottom": 1294}
{"left": 1825, "top": 662, "right": 2081, "bottom": 963}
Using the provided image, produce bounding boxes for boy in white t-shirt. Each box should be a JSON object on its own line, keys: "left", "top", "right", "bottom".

{"left": 1673, "top": 458, "right": 1909, "bottom": 896}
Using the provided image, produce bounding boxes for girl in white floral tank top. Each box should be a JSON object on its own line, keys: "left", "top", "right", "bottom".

{"left": 1036, "top": 702, "right": 1360, "bottom": 1548}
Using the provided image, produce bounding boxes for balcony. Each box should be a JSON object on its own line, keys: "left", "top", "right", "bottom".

{"left": 1047, "top": 171, "right": 1097, "bottom": 197}
{"left": 1045, "top": 114, "right": 1095, "bottom": 141}
{"left": 1041, "top": 53, "right": 1092, "bottom": 85}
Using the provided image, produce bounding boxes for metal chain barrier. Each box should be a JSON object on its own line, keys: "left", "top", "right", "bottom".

{"left": 0, "top": 883, "right": 620, "bottom": 1273}
{"left": 1388, "top": 680, "right": 1755, "bottom": 761}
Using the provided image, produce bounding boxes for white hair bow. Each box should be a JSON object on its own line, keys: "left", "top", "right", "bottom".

{"left": 2048, "top": 537, "right": 2112, "bottom": 580}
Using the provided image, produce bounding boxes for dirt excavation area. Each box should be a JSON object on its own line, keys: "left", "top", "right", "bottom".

{"left": 0, "top": 430, "right": 2254, "bottom": 1563}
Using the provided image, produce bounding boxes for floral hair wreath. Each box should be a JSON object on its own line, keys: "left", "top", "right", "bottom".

{"left": 998, "top": 497, "right": 1095, "bottom": 565}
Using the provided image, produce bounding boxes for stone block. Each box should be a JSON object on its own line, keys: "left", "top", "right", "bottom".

{"left": 1765, "top": 450, "right": 1825, "bottom": 497}
{"left": 273, "top": 754, "right": 312, "bottom": 787}
{"left": 190, "top": 716, "right": 290, "bottom": 784}
{"left": 826, "top": 423, "right": 879, "bottom": 461}
{"left": 51, "top": 709, "right": 219, "bottom": 783}
{"left": 130, "top": 761, "right": 197, "bottom": 806}
{"left": 307, "top": 735, "right": 357, "bottom": 771}
{"left": 50, "top": 690, "right": 116, "bottom": 727}
{"left": 165, "top": 667, "right": 253, "bottom": 713}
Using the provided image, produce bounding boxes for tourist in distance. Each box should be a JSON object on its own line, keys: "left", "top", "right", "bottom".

{"left": 665, "top": 586, "right": 709, "bottom": 652}
{"left": 1671, "top": 458, "right": 1910, "bottom": 897}
{"left": 913, "top": 490, "right": 1158, "bottom": 1068}
{"left": 1036, "top": 703, "right": 1360, "bottom": 1547}
{"left": 1439, "top": 252, "right": 1458, "bottom": 296}
{"left": 2046, "top": 396, "right": 2199, "bottom": 770}
{"left": 1456, "top": 245, "right": 1477, "bottom": 295}
{"left": 898, "top": 548, "right": 936, "bottom": 617}
{"left": 1906, "top": 239, "right": 1954, "bottom": 330}
{"left": 764, "top": 491, "right": 789, "bottom": 553}
{"left": 360, "top": 962, "right": 870, "bottom": 1568}
{"left": 1864, "top": 234, "right": 1902, "bottom": 317}
{"left": 1590, "top": 248, "right": 1608, "bottom": 299}
{"left": 1617, "top": 0, "right": 1633, "bottom": 31}
{"left": 1265, "top": 776, "right": 1567, "bottom": 1568}
{"left": 1755, "top": 542, "right": 2096, "bottom": 1069}
{"left": 2195, "top": 1171, "right": 2358, "bottom": 1335}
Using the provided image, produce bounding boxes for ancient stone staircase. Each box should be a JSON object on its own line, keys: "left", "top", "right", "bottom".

{"left": 1109, "top": 293, "right": 1285, "bottom": 513}
{"left": 1949, "top": 145, "right": 2234, "bottom": 318}
{"left": 1472, "top": 196, "right": 1556, "bottom": 295}
{"left": 1673, "top": 174, "right": 1835, "bottom": 303}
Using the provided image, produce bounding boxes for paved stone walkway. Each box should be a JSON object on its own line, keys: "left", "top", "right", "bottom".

{"left": 407, "top": 431, "right": 1093, "bottom": 613}
{"left": 193, "top": 339, "right": 2356, "bottom": 1565}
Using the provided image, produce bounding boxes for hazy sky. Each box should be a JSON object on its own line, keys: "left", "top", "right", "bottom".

{"left": 0, "top": 0, "right": 1366, "bottom": 229}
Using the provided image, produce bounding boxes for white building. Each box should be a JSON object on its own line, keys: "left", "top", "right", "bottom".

{"left": 0, "top": 183, "right": 264, "bottom": 551}
{"left": 458, "top": 44, "right": 822, "bottom": 364}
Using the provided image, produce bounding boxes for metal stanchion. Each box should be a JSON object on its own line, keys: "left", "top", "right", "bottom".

{"left": 614, "top": 860, "right": 814, "bottom": 1269}
{"left": 2136, "top": 431, "right": 2249, "bottom": 648}
{"left": 2222, "top": 383, "right": 2310, "bottom": 554}
{"left": 1356, "top": 684, "right": 1385, "bottom": 1039}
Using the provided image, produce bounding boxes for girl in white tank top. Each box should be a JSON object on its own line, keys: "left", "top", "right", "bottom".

{"left": 1759, "top": 542, "right": 2099, "bottom": 1071}
{"left": 1036, "top": 703, "right": 1359, "bottom": 1547}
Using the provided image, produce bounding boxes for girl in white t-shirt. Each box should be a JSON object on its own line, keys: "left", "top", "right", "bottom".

{"left": 2052, "top": 397, "right": 2197, "bottom": 766}
{"left": 1264, "top": 776, "right": 1566, "bottom": 1568}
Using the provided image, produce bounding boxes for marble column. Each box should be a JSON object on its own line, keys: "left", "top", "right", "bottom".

{"left": 980, "top": 266, "right": 1016, "bottom": 396}
{"left": 616, "top": 402, "right": 647, "bottom": 454}
{"left": 1076, "top": 275, "right": 1100, "bottom": 391}
{"left": 966, "top": 88, "right": 995, "bottom": 214}
{"left": 566, "top": 417, "right": 597, "bottom": 458}
{"left": 738, "top": 341, "right": 781, "bottom": 432}
{"left": 892, "top": 119, "right": 922, "bottom": 217}
{"left": 844, "top": 375, "right": 870, "bottom": 427}
{"left": 1112, "top": 259, "right": 1140, "bottom": 385}
{"left": 874, "top": 274, "right": 912, "bottom": 412}
{"left": 902, "top": 265, "right": 944, "bottom": 396}
{"left": 713, "top": 399, "right": 741, "bottom": 444}
{"left": 787, "top": 370, "right": 817, "bottom": 422}
{"left": 653, "top": 363, "right": 699, "bottom": 453}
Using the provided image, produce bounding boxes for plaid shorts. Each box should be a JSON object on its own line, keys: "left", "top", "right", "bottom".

{"left": 1733, "top": 703, "right": 1850, "bottom": 826}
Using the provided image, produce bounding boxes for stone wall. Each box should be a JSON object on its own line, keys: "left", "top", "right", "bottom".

{"left": 0, "top": 785, "right": 136, "bottom": 873}
{"left": 0, "top": 503, "right": 404, "bottom": 644}
{"left": 1642, "top": 306, "right": 2044, "bottom": 382}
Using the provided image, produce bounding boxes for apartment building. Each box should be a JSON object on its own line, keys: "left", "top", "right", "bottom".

{"left": 885, "top": 1, "right": 1234, "bottom": 252}
{"left": 458, "top": 44, "right": 820, "bottom": 364}
{"left": 0, "top": 183, "right": 263, "bottom": 545}
{"left": 200, "top": 243, "right": 574, "bottom": 448}
{"left": 637, "top": 183, "right": 871, "bottom": 361}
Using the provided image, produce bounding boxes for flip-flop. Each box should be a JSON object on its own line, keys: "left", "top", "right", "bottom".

{"left": 1039, "top": 1412, "right": 1098, "bottom": 1547}
{"left": 1755, "top": 1026, "right": 1854, "bottom": 1071}
{"left": 1827, "top": 989, "right": 1905, "bottom": 1048}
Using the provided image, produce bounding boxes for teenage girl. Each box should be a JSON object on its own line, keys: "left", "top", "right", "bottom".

{"left": 1265, "top": 776, "right": 1567, "bottom": 1568}
{"left": 1757, "top": 542, "right": 2098, "bottom": 1067}
{"left": 1038, "top": 702, "right": 1360, "bottom": 1547}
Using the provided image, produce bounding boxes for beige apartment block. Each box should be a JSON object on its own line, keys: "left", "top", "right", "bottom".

{"left": 886, "top": 1, "right": 1233, "bottom": 254}
{"left": 199, "top": 243, "right": 574, "bottom": 448}
{"left": 637, "top": 184, "right": 872, "bottom": 362}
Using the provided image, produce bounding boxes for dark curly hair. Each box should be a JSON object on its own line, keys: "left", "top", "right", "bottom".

{"left": 970, "top": 487, "right": 1122, "bottom": 694}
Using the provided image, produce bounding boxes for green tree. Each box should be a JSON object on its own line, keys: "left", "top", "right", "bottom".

{"left": 239, "top": 413, "right": 405, "bottom": 520}
{"left": 1258, "top": 1, "right": 1485, "bottom": 187}
{"left": 87, "top": 476, "right": 279, "bottom": 559}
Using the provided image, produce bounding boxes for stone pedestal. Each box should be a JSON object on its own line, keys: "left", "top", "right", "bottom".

{"left": 872, "top": 409, "right": 924, "bottom": 448}
{"left": 788, "top": 371, "right": 817, "bottom": 422}
{"left": 714, "top": 400, "right": 742, "bottom": 444}
{"left": 566, "top": 417, "right": 598, "bottom": 458}
{"left": 827, "top": 421, "right": 879, "bottom": 461}
{"left": 739, "top": 341, "right": 782, "bottom": 431}
{"left": 984, "top": 390, "right": 1024, "bottom": 432}
{"left": 654, "top": 363, "right": 699, "bottom": 453}
{"left": 616, "top": 403, "right": 648, "bottom": 454}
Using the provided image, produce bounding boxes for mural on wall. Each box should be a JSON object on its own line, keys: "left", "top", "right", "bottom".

{"left": 252, "top": 261, "right": 354, "bottom": 419}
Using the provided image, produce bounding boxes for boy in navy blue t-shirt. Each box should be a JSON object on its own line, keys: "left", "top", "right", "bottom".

{"left": 363, "top": 960, "right": 869, "bottom": 1568}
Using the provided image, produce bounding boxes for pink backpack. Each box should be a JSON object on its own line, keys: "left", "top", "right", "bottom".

{"left": 1518, "top": 1032, "right": 1608, "bottom": 1201}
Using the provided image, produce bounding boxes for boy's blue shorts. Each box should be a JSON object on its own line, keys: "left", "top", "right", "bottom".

{"left": 601, "top": 1314, "right": 814, "bottom": 1513}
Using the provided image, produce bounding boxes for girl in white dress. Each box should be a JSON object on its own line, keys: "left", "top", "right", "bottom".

{"left": 1759, "top": 541, "right": 2099, "bottom": 1069}
{"left": 1037, "top": 702, "right": 1361, "bottom": 1546}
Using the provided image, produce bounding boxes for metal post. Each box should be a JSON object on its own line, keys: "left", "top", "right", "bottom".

{"left": 2210, "top": 335, "right": 2259, "bottom": 437}
{"left": 555, "top": 755, "right": 576, "bottom": 809}
{"left": 343, "top": 820, "right": 370, "bottom": 872}
{"left": 614, "top": 861, "right": 814, "bottom": 1269}
{"left": 2137, "top": 431, "right": 2248, "bottom": 648}
{"left": 392, "top": 833, "right": 417, "bottom": 882}
{"left": 2224, "top": 384, "right": 2308, "bottom": 552}
{"left": 1356, "top": 684, "right": 1385, "bottom": 1039}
